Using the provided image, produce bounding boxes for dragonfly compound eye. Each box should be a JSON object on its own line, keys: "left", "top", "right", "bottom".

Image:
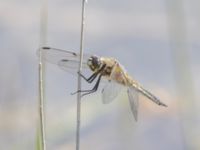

{"left": 87, "top": 55, "right": 101, "bottom": 71}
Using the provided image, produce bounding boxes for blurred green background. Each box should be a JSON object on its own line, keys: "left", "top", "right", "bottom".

{"left": 0, "top": 0, "right": 200, "bottom": 150}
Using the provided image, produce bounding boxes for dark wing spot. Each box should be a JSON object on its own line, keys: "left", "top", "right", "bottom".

{"left": 72, "top": 52, "right": 77, "bottom": 56}
{"left": 42, "top": 46, "right": 50, "bottom": 49}
{"left": 61, "top": 59, "right": 69, "bottom": 62}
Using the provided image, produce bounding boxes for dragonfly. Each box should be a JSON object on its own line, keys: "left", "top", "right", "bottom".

{"left": 39, "top": 47, "right": 167, "bottom": 121}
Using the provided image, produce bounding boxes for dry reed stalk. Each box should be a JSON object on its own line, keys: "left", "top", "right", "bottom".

{"left": 37, "top": 0, "right": 48, "bottom": 149}
{"left": 76, "top": 0, "right": 87, "bottom": 150}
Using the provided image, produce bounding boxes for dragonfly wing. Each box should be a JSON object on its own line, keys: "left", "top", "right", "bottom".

{"left": 101, "top": 80, "right": 122, "bottom": 104}
{"left": 127, "top": 86, "right": 139, "bottom": 121}
{"left": 39, "top": 47, "right": 91, "bottom": 73}
{"left": 58, "top": 59, "right": 89, "bottom": 74}
{"left": 101, "top": 62, "right": 125, "bottom": 104}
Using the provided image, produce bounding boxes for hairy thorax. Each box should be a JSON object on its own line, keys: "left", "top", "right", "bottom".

{"left": 99, "top": 57, "right": 134, "bottom": 87}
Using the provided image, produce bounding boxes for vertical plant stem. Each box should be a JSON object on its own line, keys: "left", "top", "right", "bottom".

{"left": 38, "top": 0, "right": 48, "bottom": 149}
{"left": 38, "top": 54, "right": 46, "bottom": 150}
{"left": 76, "top": 0, "right": 87, "bottom": 150}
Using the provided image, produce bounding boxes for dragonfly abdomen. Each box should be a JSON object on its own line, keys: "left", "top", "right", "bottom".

{"left": 137, "top": 86, "right": 167, "bottom": 107}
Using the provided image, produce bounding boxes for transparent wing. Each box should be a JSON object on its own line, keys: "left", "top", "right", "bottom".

{"left": 38, "top": 47, "right": 91, "bottom": 73}
{"left": 127, "top": 86, "right": 139, "bottom": 121}
{"left": 58, "top": 59, "right": 90, "bottom": 74}
{"left": 101, "top": 62, "right": 124, "bottom": 104}
{"left": 101, "top": 80, "right": 122, "bottom": 104}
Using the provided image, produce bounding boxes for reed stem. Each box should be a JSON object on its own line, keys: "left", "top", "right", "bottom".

{"left": 38, "top": 0, "right": 48, "bottom": 149}
{"left": 76, "top": 0, "right": 87, "bottom": 150}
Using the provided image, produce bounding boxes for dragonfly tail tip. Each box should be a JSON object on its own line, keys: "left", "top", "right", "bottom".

{"left": 160, "top": 103, "right": 168, "bottom": 107}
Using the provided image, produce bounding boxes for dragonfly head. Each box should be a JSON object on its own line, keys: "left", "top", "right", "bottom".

{"left": 87, "top": 55, "right": 101, "bottom": 71}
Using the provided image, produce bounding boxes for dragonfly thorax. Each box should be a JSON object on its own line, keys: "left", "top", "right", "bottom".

{"left": 87, "top": 55, "right": 102, "bottom": 71}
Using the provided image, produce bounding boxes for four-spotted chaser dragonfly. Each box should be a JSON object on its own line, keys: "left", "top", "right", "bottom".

{"left": 40, "top": 47, "right": 167, "bottom": 121}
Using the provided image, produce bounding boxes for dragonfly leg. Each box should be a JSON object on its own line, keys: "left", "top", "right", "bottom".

{"left": 71, "top": 75, "right": 102, "bottom": 96}
{"left": 81, "top": 75, "right": 102, "bottom": 97}
{"left": 78, "top": 71, "right": 98, "bottom": 83}
{"left": 78, "top": 64, "right": 106, "bottom": 83}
